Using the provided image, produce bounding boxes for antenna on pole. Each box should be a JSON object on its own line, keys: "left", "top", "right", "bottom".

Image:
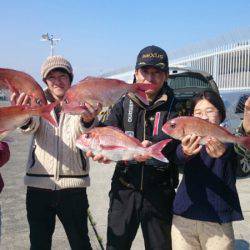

{"left": 41, "top": 33, "right": 61, "bottom": 56}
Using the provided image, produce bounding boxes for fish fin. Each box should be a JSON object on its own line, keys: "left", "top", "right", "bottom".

{"left": 131, "top": 83, "right": 156, "bottom": 105}
{"left": 148, "top": 139, "right": 172, "bottom": 163}
{"left": 39, "top": 102, "right": 59, "bottom": 127}
{"left": 100, "top": 144, "right": 127, "bottom": 151}
{"left": 237, "top": 136, "right": 250, "bottom": 150}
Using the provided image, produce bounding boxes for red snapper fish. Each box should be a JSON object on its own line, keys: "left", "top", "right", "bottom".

{"left": 0, "top": 103, "right": 58, "bottom": 139}
{"left": 162, "top": 116, "right": 250, "bottom": 150}
{"left": 61, "top": 77, "right": 155, "bottom": 114}
{"left": 0, "top": 68, "right": 47, "bottom": 106}
{"left": 76, "top": 126, "right": 172, "bottom": 163}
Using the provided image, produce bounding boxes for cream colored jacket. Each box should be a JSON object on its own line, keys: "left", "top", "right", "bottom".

{"left": 22, "top": 92, "right": 94, "bottom": 190}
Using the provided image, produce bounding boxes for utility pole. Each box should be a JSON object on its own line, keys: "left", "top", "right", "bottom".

{"left": 41, "top": 33, "right": 61, "bottom": 56}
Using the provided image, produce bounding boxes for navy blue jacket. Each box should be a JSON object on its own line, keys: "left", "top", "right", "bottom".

{"left": 173, "top": 143, "right": 244, "bottom": 223}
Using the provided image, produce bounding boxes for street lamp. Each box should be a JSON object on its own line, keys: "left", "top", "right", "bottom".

{"left": 41, "top": 33, "right": 61, "bottom": 56}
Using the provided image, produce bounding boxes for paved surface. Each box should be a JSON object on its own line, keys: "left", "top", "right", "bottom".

{"left": 88, "top": 161, "right": 250, "bottom": 250}
{"left": 0, "top": 131, "right": 101, "bottom": 250}
{"left": 0, "top": 129, "right": 250, "bottom": 249}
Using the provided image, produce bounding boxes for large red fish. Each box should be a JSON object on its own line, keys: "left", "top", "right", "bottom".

{"left": 61, "top": 77, "right": 155, "bottom": 114}
{"left": 0, "top": 68, "right": 47, "bottom": 106}
{"left": 162, "top": 116, "right": 250, "bottom": 150}
{"left": 76, "top": 126, "right": 171, "bottom": 162}
{"left": 0, "top": 103, "right": 58, "bottom": 139}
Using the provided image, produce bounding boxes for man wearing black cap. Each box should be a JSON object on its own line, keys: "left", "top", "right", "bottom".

{"left": 87, "top": 45, "right": 179, "bottom": 250}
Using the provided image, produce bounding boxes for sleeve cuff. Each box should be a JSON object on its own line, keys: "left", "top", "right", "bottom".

{"left": 176, "top": 145, "right": 194, "bottom": 163}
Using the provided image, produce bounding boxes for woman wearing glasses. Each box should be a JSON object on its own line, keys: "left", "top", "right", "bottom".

{"left": 171, "top": 90, "right": 243, "bottom": 250}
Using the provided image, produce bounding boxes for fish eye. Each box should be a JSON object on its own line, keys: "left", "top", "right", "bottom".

{"left": 84, "top": 133, "right": 90, "bottom": 138}
{"left": 169, "top": 123, "right": 176, "bottom": 129}
{"left": 36, "top": 99, "right": 42, "bottom": 105}
{"left": 64, "top": 99, "right": 69, "bottom": 104}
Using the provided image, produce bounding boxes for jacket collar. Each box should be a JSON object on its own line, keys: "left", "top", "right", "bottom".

{"left": 44, "top": 88, "right": 56, "bottom": 103}
{"left": 128, "top": 82, "right": 174, "bottom": 109}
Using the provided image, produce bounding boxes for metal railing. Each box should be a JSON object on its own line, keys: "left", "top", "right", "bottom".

{"left": 170, "top": 41, "right": 250, "bottom": 90}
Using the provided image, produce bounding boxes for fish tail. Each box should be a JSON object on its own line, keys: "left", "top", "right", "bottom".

{"left": 131, "top": 83, "right": 156, "bottom": 105}
{"left": 39, "top": 102, "right": 59, "bottom": 127}
{"left": 237, "top": 136, "right": 250, "bottom": 150}
{"left": 148, "top": 139, "right": 172, "bottom": 163}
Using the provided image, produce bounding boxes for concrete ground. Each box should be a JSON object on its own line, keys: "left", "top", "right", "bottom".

{"left": 0, "top": 131, "right": 101, "bottom": 250}
{"left": 0, "top": 129, "right": 249, "bottom": 249}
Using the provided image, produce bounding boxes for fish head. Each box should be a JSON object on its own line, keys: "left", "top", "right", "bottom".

{"left": 162, "top": 118, "right": 185, "bottom": 140}
{"left": 76, "top": 130, "right": 99, "bottom": 152}
{"left": 61, "top": 100, "right": 87, "bottom": 115}
{"left": 61, "top": 89, "right": 80, "bottom": 114}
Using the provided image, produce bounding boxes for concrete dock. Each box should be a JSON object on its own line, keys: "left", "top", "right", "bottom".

{"left": 0, "top": 130, "right": 249, "bottom": 249}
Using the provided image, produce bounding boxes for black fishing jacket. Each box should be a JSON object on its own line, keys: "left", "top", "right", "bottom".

{"left": 100, "top": 83, "right": 179, "bottom": 191}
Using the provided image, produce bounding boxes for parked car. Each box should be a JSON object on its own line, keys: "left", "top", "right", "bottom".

{"left": 168, "top": 67, "right": 219, "bottom": 116}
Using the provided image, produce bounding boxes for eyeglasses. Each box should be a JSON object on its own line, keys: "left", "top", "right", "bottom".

{"left": 193, "top": 109, "right": 218, "bottom": 118}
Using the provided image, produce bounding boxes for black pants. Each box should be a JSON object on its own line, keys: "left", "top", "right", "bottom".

{"left": 106, "top": 183, "right": 175, "bottom": 250}
{"left": 26, "top": 187, "right": 92, "bottom": 250}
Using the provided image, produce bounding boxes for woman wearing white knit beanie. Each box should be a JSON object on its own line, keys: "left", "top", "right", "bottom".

{"left": 11, "top": 55, "right": 102, "bottom": 250}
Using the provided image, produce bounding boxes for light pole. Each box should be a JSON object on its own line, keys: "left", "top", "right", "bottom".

{"left": 41, "top": 33, "right": 61, "bottom": 56}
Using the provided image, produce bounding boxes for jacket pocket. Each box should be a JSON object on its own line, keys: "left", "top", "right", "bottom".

{"left": 28, "top": 145, "right": 36, "bottom": 169}
{"left": 79, "top": 149, "right": 87, "bottom": 171}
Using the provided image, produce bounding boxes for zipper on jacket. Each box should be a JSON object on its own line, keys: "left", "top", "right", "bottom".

{"left": 55, "top": 111, "right": 62, "bottom": 183}
{"left": 140, "top": 110, "right": 146, "bottom": 191}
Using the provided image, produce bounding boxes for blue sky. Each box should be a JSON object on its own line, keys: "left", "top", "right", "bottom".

{"left": 1, "top": 0, "right": 250, "bottom": 86}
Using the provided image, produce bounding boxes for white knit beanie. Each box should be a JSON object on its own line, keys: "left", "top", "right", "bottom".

{"left": 41, "top": 55, "right": 73, "bottom": 81}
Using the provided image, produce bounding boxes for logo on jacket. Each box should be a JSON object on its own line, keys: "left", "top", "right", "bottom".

{"left": 128, "top": 100, "right": 134, "bottom": 123}
{"left": 125, "top": 131, "right": 134, "bottom": 137}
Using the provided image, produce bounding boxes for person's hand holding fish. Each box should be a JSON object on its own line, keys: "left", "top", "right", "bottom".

{"left": 85, "top": 151, "right": 112, "bottom": 164}
{"left": 10, "top": 92, "right": 31, "bottom": 106}
{"left": 243, "top": 97, "right": 250, "bottom": 135}
{"left": 85, "top": 140, "right": 153, "bottom": 164}
{"left": 10, "top": 92, "right": 32, "bottom": 127}
{"left": 79, "top": 126, "right": 171, "bottom": 163}
{"left": 181, "top": 134, "right": 202, "bottom": 156}
{"left": 205, "top": 137, "right": 226, "bottom": 158}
